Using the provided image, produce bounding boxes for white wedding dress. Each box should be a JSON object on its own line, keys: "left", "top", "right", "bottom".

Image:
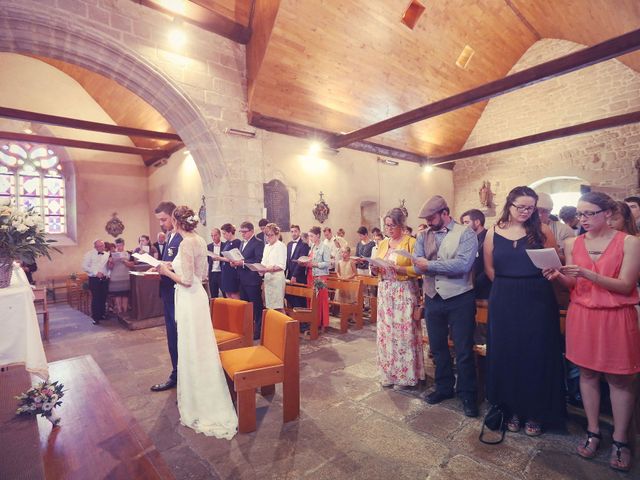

{"left": 173, "top": 235, "right": 238, "bottom": 439}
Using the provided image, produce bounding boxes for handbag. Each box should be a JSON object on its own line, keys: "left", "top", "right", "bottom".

{"left": 479, "top": 403, "right": 509, "bottom": 445}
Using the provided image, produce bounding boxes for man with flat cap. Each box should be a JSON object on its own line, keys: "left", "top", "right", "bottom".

{"left": 412, "top": 195, "right": 479, "bottom": 417}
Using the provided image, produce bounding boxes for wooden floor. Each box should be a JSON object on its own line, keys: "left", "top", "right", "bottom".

{"left": 37, "top": 355, "right": 174, "bottom": 480}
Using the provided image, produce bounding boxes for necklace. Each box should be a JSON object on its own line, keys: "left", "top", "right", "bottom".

{"left": 587, "top": 250, "right": 602, "bottom": 255}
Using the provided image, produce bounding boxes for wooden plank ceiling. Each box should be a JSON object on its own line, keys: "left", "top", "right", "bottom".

{"left": 248, "top": 0, "right": 640, "bottom": 157}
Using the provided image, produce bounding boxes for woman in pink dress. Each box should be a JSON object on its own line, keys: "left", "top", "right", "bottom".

{"left": 545, "top": 192, "right": 640, "bottom": 472}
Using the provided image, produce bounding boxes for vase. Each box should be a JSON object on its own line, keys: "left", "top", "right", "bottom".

{"left": 0, "top": 256, "right": 12, "bottom": 288}
{"left": 45, "top": 410, "right": 61, "bottom": 427}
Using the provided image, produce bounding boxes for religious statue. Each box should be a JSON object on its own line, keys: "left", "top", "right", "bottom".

{"left": 479, "top": 181, "right": 493, "bottom": 208}
{"left": 312, "top": 192, "right": 330, "bottom": 224}
{"left": 198, "top": 195, "right": 207, "bottom": 226}
{"left": 398, "top": 199, "right": 408, "bottom": 218}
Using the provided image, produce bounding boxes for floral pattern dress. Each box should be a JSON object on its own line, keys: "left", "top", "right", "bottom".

{"left": 376, "top": 235, "right": 424, "bottom": 386}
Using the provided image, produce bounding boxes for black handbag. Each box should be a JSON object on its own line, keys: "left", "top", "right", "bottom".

{"left": 479, "top": 404, "right": 509, "bottom": 445}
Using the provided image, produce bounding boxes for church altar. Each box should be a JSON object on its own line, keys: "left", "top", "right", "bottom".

{"left": 0, "top": 265, "right": 48, "bottom": 380}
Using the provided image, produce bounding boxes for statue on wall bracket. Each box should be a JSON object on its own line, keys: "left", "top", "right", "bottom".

{"left": 479, "top": 181, "right": 494, "bottom": 208}
{"left": 198, "top": 195, "right": 207, "bottom": 227}
{"left": 312, "top": 192, "right": 330, "bottom": 224}
{"left": 105, "top": 212, "right": 125, "bottom": 238}
{"left": 398, "top": 199, "right": 408, "bottom": 218}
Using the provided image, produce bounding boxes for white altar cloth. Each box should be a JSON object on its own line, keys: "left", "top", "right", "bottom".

{"left": 0, "top": 265, "right": 48, "bottom": 379}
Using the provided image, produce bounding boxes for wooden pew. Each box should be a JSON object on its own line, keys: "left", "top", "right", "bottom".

{"left": 326, "top": 278, "right": 363, "bottom": 333}
{"left": 284, "top": 283, "right": 320, "bottom": 340}
{"left": 355, "top": 275, "right": 379, "bottom": 323}
{"left": 210, "top": 298, "right": 254, "bottom": 351}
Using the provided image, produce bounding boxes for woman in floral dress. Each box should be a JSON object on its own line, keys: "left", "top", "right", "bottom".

{"left": 373, "top": 208, "right": 423, "bottom": 388}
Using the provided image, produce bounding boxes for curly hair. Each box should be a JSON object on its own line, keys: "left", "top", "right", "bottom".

{"left": 264, "top": 222, "right": 280, "bottom": 236}
{"left": 172, "top": 205, "right": 198, "bottom": 232}
{"left": 497, "top": 186, "right": 546, "bottom": 247}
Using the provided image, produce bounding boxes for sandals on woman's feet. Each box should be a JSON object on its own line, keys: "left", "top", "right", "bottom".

{"left": 610, "top": 440, "right": 631, "bottom": 472}
{"left": 577, "top": 430, "right": 602, "bottom": 459}
{"left": 524, "top": 421, "right": 543, "bottom": 437}
{"left": 507, "top": 415, "right": 521, "bottom": 432}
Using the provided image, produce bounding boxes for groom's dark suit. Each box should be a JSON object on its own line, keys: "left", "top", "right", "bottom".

{"left": 160, "top": 231, "right": 182, "bottom": 383}
{"left": 237, "top": 235, "right": 264, "bottom": 339}
{"left": 285, "top": 238, "right": 310, "bottom": 307}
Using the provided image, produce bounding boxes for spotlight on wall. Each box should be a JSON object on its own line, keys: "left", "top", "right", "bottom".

{"left": 168, "top": 18, "right": 187, "bottom": 48}
{"left": 377, "top": 156, "right": 399, "bottom": 166}
{"left": 423, "top": 164, "right": 433, "bottom": 173}
{"left": 152, "top": 158, "right": 168, "bottom": 168}
{"left": 224, "top": 128, "right": 257, "bottom": 138}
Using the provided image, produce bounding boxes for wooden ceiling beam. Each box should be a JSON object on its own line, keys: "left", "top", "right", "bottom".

{"left": 136, "top": 0, "right": 251, "bottom": 44}
{"left": 330, "top": 28, "right": 640, "bottom": 149}
{"left": 0, "top": 107, "right": 182, "bottom": 141}
{"left": 428, "top": 110, "right": 640, "bottom": 166}
{"left": 0, "top": 131, "right": 166, "bottom": 157}
{"left": 247, "top": 112, "right": 453, "bottom": 168}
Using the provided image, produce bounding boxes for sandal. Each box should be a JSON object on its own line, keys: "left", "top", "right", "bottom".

{"left": 524, "top": 421, "right": 543, "bottom": 437}
{"left": 577, "top": 430, "right": 602, "bottom": 459}
{"left": 507, "top": 415, "right": 521, "bottom": 432}
{"left": 610, "top": 440, "right": 631, "bottom": 472}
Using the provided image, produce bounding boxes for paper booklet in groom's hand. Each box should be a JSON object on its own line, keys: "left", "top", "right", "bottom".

{"left": 221, "top": 248, "right": 244, "bottom": 262}
{"left": 132, "top": 252, "right": 161, "bottom": 267}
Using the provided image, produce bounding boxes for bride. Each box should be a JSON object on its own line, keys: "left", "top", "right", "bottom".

{"left": 157, "top": 206, "right": 238, "bottom": 439}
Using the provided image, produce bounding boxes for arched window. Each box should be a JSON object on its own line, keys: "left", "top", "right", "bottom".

{"left": 0, "top": 142, "right": 66, "bottom": 234}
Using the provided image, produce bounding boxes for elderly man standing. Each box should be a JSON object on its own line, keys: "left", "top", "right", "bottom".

{"left": 536, "top": 192, "right": 575, "bottom": 260}
{"left": 82, "top": 239, "right": 111, "bottom": 325}
{"left": 413, "top": 195, "right": 479, "bottom": 417}
{"left": 207, "top": 227, "right": 225, "bottom": 299}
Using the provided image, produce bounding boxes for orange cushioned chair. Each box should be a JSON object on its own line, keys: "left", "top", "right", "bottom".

{"left": 210, "top": 297, "right": 254, "bottom": 351}
{"left": 219, "top": 309, "right": 300, "bottom": 433}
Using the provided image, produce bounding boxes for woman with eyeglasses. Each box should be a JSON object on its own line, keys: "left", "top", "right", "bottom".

{"left": 372, "top": 208, "right": 423, "bottom": 389}
{"left": 484, "top": 186, "right": 566, "bottom": 438}
{"left": 544, "top": 192, "right": 640, "bottom": 472}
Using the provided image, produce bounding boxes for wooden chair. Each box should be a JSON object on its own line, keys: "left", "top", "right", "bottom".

{"left": 210, "top": 298, "right": 254, "bottom": 351}
{"left": 219, "top": 309, "right": 300, "bottom": 433}
{"left": 284, "top": 283, "right": 320, "bottom": 340}
{"left": 33, "top": 287, "right": 49, "bottom": 340}
{"left": 326, "top": 278, "right": 363, "bottom": 333}
{"left": 356, "top": 275, "right": 379, "bottom": 323}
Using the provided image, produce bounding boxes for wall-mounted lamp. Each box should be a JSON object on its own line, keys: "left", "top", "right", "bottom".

{"left": 224, "top": 127, "right": 256, "bottom": 138}
{"left": 168, "top": 17, "right": 187, "bottom": 48}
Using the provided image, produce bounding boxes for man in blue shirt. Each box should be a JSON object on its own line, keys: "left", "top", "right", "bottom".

{"left": 413, "top": 195, "right": 479, "bottom": 417}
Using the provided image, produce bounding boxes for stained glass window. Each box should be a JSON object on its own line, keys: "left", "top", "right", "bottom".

{"left": 0, "top": 142, "right": 66, "bottom": 234}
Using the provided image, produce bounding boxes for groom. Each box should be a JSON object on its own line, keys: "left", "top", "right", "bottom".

{"left": 150, "top": 201, "right": 183, "bottom": 392}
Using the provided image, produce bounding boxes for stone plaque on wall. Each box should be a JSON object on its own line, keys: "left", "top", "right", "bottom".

{"left": 263, "top": 179, "right": 290, "bottom": 231}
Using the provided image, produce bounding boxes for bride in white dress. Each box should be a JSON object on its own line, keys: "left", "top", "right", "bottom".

{"left": 157, "top": 206, "right": 238, "bottom": 439}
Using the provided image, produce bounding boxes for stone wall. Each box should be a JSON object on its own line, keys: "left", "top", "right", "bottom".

{"left": 453, "top": 38, "right": 640, "bottom": 218}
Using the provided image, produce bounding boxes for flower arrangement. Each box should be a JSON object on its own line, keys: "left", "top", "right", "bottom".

{"left": 313, "top": 277, "right": 327, "bottom": 293}
{"left": 0, "top": 199, "right": 60, "bottom": 264}
{"left": 15, "top": 380, "right": 65, "bottom": 426}
{"left": 186, "top": 214, "right": 199, "bottom": 227}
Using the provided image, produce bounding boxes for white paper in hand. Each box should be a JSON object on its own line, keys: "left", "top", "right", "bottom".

{"left": 525, "top": 248, "right": 562, "bottom": 269}
{"left": 394, "top": 249, "right": 418, "bottom": 261}
{"left": 132, "top": 252, "right": 161, "bottom": 267}
{"left": 221, "top": 248, "right": 244, "bottom": 262}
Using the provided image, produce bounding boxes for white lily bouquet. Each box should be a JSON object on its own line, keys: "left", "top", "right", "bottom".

{"left": 0, "top": 198, "right": 60, "bottom": 287}
{"left": 16, "top": 380, "right": 66, "bottom": 426}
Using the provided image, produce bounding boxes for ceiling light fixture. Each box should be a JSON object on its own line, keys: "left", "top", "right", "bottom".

{"left": 224, "top": 128, "right": 256, "bottom": 138}
{"left": 456, "top": 45, "right": 475, "bottom": 70}
{"left": 377, "top": 156, "right": 399, "bottom": 166}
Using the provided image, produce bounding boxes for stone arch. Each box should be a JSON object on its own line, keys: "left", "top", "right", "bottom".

{"left": 0, "top": 3, "right": 227, "bottom": 189}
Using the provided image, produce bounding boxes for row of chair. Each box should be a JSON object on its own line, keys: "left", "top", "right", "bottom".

{"left": 210, "top": 298, "right": 299, "bottom": 433}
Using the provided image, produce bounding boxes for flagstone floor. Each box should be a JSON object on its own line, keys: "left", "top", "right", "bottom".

{"left": 42, "top": 304, "right": 638, "bottom": 479}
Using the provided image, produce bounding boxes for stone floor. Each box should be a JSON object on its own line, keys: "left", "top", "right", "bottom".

{"left": 42, "top": 304, "right": 638, "bottom": 480}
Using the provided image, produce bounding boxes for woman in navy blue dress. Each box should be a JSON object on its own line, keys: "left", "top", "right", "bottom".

{"left": 218, "top": 223, "right": 241, "bottom": 299}
{"left": 483, "top": 186, "right": 566, "bottom": 436}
